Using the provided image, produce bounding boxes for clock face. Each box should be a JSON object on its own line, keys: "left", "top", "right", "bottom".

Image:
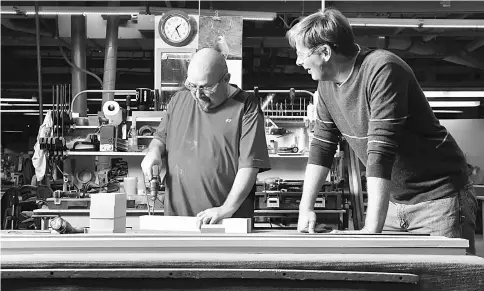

{"left": 163, "top": 15, "right": 191, "bottom": 43}
{"left": 159, "top": 11, "right": 197, "bottom": 47}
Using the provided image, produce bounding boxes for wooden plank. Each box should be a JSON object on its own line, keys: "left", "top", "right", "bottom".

{"left": 139, "top": 216, "right": 252, "bottom": 234}
{"left": 0, "top": 232, "right": 468, "bottom": 256}
{"left": 0, "top": 268, "right": 419, "bottom": 283}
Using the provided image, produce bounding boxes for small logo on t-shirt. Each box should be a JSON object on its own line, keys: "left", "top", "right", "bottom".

{"left": 225, "top": 119, "right": 232, "bottom": 123}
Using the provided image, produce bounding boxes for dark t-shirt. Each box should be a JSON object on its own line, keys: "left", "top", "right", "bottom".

{"left": 153, "top": 86, "right": 271, "bottom": 216}
{"left": 309, "top": 46, "right": 468, "bottom": 204}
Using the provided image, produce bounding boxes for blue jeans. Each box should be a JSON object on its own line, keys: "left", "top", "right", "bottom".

{"left": 383, "top": 183, "right": 478, "bottom": 255}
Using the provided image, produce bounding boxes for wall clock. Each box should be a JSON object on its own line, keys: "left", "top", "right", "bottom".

{"left": 158, "top": 10, "right": 197, "bottom": 47}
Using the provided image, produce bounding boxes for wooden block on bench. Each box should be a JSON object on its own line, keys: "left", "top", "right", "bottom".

{"left": 200, "top": 224, "right": 226, "bottom": 233}
{"left": 139, "top": 216, "right": 251, "bottom": 233}
{"left": 90, "top": 193, "right": 127, "bottom": 219}
{"left": 90, "top": 216, "right": 126, "bottom": 233}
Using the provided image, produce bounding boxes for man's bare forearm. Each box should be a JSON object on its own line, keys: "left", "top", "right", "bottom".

{"left": 364, "top": 177, "right": 391, "bottom": 232}
{"left": 299, "top": 164, "right": 331, "bottom": 211}
{"left": 222, "top": 167, "right": 258, "bottom": 215}
{"left": 148, "top": 138, "right": 166, "bottom": 157}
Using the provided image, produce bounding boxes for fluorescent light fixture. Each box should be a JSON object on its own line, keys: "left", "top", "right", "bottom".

{"left": 351, "top": 23, "right": 418, "bottom": 28}
{"left": 152, "top": 8, "right": 276, "bottom": 21}
{"left": 24, "top": 113, "right": 45, "bottom": 116}
{"left": 423, "top": 91, "right": 484, "bottom": 98}
{"left": 0, "top": 98, "right": 37, "bottom": 102}
{"left": 1, "top": 6, "right": 140, "bottom": 16}
{"left": 433, "top": 110, "right": 464, "bottom": 114}
{"left": 30, "top": 12, "right": 138, "bottom": 16}
{"left": 428, "top": 101, "right": 481, "bottom": 107}
{"left": 1, "top": 110, "right": 47, "bottom": 113}
{"left": 349, "top": 18, "right": 484, "bottom": 29}
{"left": 1, "top": 6, "right": 276, "bottom": 21}
{"left": 1, "top": 103, "right": 55, "bottom": 107}
{"left": 242, "top": 16, "right": 275, "bottom": 21}
{"left": 1, "top": 130, "right": 23, "bottom": 133}
{"left": 0, "top": 103, "right": 57, "bottom": 108}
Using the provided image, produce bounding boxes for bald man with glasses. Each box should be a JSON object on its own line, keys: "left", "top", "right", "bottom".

{"left": 142, "top": 48, "right": 270, "bottom": 228}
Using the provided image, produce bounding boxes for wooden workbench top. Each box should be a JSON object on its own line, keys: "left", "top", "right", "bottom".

{"left": 0, "top": 229, "right": 469, "bottom": 257}
{"left": 2, "top": 230, "right": 483, "bottom": 291}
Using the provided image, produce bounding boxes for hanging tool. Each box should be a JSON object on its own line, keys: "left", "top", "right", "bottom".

{"left": 153, "top": 89, "right": 160, "bottom": 111}
{"left": 159, "top": 90, "right": 167, "bottom": 111}
{"left": 126, "top": 95, "right": 132, "bottom": 116}
{"left": 289, "top": 88, "right": 295, "bottom": 116}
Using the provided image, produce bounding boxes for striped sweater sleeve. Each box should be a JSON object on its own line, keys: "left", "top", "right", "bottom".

{"left": 308, "top": 90, "right": 341, "bottom": 167}
{"left": 367, "top": 62, "right": 409, "bottom": 179}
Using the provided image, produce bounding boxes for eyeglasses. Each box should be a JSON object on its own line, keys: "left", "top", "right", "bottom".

{"left": 296, "top": 46, "right": 322, "bottom": 63}
{"left": 184, "top": 73, "right": 227, "bottom": 96}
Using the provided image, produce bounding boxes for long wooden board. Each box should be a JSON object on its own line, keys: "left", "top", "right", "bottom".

{"left": 0, "top": 230, "right": 468, "bottom": 256}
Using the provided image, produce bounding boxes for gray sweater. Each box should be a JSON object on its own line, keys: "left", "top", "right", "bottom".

{"left": 309, "top": 46, "right": 468, "bottom": 204}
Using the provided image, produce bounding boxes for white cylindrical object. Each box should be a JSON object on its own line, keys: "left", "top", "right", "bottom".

{"left": 123, "top": 177, "right": 138, "bottom": 196}
{"left": 102, "top": 101, "right": 123, "bottom": 126}
{"left": 298, "top": 128, "right": 308, "bottom": 152}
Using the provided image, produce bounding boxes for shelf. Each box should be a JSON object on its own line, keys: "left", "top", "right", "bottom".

{"left": 255, "top": 191, "right": 342, "bottom": 196}
{"left": 266, "top": 119, "right": 305, "bottom": 126}
{"left": 127, "top": 117, "right": 163, "bottom": 122}
{"left": 74, "top": 125, "right": 98, "bottom": 129}
{"left": 269, "top": 154, "right": 308, "bottom": 158}
{"left": 254, "top": 209, "right": 345, "bottom": 215}
{"left": 33, "top": 209, "right": 164, "bottom": 215}
{"left": 66, "top": 151, "right": 146, "bottom": 156}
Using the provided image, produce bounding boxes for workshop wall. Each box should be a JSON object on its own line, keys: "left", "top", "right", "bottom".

{"left": 441, "top": 119, "right": 484, "bottom": 183}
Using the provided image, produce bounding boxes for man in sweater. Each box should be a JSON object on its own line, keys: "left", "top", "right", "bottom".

{"left": 141, "top": 48, "right": 270, "bottom": 228}
{"left": 287, "top": 9, "right": 477, "bottom": 254}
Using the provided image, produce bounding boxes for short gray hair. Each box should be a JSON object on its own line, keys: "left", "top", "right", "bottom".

{"left": 286, "top": 8, "right": 358, "bottom": 58}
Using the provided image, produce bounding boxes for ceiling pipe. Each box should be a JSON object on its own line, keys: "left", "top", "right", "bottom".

{"left": 71, "top": 15, "right": 88, "bottom": 117}
{"left": 101, "top": 14, "right": 120, "bottom": 105}
{"left": 34, "top": 4, "right": 43, "bottom": 125}
{"left": 0, "top": 18, "right": 51, "bottom": 36}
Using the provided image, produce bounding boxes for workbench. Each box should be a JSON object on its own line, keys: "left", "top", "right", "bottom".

{"left": 2, "top": 230, "right": 483, "bottom": 291}
{"left": 32, "top": 208, "right": 347, "bottom": 230}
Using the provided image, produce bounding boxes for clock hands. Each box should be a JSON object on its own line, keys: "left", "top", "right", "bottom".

{"left": 175, "top": 25, "right": 181, "bottom": 38}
